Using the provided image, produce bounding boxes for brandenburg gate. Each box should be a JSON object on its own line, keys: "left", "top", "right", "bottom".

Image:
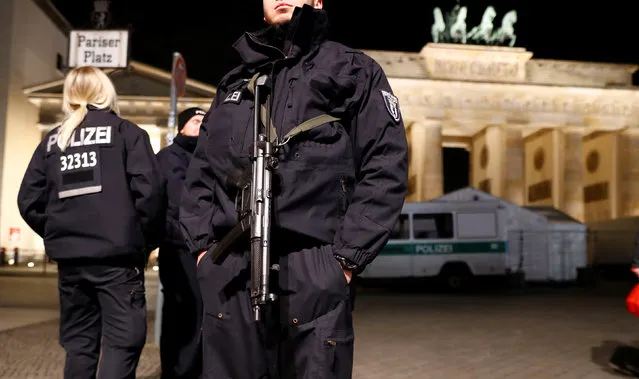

{"left": 364, "top": 42, "right": 639, "bottom": 224}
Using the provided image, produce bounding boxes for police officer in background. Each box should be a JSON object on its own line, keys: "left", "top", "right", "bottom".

{"left": 17, "top": 65, "right": 165, "bottom": 379}
{"left": 156, "top": 107, "right": 206, "bottom": 379}
{"left": 179, "top": 1, "right": 408, "bottom": 378}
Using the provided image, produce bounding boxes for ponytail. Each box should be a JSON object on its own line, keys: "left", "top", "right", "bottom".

{"left": 58, "top": 66, "right": 119, "bottom": 151}
{"left": 57, "top": 102, "right": 88, "bottom": 152}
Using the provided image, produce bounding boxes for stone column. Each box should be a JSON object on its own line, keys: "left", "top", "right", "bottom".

{"left": 411, "top": 119, "right": 443, "bottom": 201}
{"left": 472, "top": 125, "right": 524, "bottom": 202}
{"left": 504, "top": 128, "right": 525, "bottom": 205}
{"left": 405, "top": 122, "right": 417, "bottom": 202}
{"left": 562, "top": 130, "right": 584, "bottom": 222}
{"left": 582, "top": 131, "right": 619, "bottom": 222}
{"left": 621, "top": 129, "right": 639, "bottom": 217}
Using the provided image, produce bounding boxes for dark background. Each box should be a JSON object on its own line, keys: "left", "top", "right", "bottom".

{"left": 51, "top": 0, "right": 639, "bottom": 192}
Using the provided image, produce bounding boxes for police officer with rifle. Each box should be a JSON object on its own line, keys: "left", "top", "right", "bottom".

{"left": 179, "top": 1, "right": 409, "bottom": 378}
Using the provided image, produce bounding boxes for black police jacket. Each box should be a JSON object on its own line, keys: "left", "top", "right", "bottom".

{"left": 179, "top": 5, "right": 408, "bottom": 271}
{"left": 17, "top": 108, "right": 166, "bottom": 260}
{"left": 156, "top": 134, "right": 197, "bottom": 251}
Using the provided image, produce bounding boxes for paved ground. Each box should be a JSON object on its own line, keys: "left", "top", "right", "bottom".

{"left": 2, "top": 273, "right": 639, "bottom": 378}
{"left": 0, "top": 271, "right": 161, "bottom": 379}
{"left": 352, "top": 286, "right": 638, "bottom": 379}
{"left": 0, "top": 317, "right": 162, "bottom": 379}
{"left": 0, "top": 308, "right": 59, "bottom": 332}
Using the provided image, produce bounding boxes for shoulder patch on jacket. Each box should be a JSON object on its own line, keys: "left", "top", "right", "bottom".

{"left": 380, "top": 90, "right": 401, "bottom": 122}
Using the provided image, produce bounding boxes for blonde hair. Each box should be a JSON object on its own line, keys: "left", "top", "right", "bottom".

{"left": 58, "top": 66, "right": 120, "bottom": 151}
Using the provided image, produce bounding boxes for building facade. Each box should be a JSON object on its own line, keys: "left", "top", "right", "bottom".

{"left": 365, "top": 43, "right": 639, "bottom": 224}
{"left": 0, "top": 0, "right": 70, "bottom": 257}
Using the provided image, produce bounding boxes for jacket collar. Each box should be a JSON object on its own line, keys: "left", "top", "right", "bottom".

{"left": 173, "top": 134, "right": 198, "bottom": 153}
{"left": 232, "top": 5, "right": 330, "bottom": 68}
{"left": 87, "top": 104, "right": 116, "bottom": 115}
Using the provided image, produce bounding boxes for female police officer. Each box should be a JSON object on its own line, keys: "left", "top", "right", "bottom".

{"left": 180, "top": 1, "right": 408, "bottom": 378}
{"left": 17, "top": 65, "right": 165, "bottom": 379}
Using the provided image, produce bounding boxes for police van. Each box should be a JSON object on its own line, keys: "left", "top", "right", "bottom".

{"left": 359, "top": 201, "right": 515, "bottom": 290}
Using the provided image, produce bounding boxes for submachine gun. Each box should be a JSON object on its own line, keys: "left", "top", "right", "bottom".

{"left": 209, "top": 74, "right": 278, "bottom": 322}
{"left": 208, "top": 73, "right": 340, "bottom": 322}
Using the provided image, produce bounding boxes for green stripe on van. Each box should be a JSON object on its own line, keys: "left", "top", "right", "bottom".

{"left": 380, "top": 241, "right": 507, "bottom": 256}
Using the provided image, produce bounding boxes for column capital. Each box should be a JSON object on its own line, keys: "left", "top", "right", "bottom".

{"left": 621, "top": 127, "right": 639, "bottom": 136}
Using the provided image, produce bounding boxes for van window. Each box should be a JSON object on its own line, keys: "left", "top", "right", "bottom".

{"left": 456, "top": 212, "right": 498, "bottom": 238}
{"left": 389, "top": 214, "right": 409, "bottom": 240}
{"left": 413, "top": 213, "right": 454, "bottom": 239}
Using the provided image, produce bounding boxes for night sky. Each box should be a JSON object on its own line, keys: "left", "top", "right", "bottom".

{"left": 50, "top": 0, "right": 639, "bottom": 192}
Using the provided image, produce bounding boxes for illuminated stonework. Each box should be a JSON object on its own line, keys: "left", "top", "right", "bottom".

{"left": 363, "top": 43, "right": 639, "bottom": 223}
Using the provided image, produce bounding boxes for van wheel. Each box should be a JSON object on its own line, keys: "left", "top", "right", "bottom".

{"left": 439, "top": 265, "right": 473, "bottom": 291}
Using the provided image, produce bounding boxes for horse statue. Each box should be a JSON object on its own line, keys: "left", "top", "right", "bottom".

{"left": 448, "top": 6, "right": 468, "bottom": 44}
{"left": 490, "top": 10, "right": 518, "bottom": 47}
{"left": 431, "top": 7, "right": 447, "bottom": 43}
{"left": 466, "top": 6, "right": 497, "bottom": 44}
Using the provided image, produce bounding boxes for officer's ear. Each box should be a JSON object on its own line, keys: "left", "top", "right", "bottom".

{"left": 313, "top": 0, "right": 323, "bottom": 9}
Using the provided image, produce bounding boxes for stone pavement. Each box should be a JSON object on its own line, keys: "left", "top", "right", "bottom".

{"left": 2, "top": 283, "right": 639, "bottom": 378}
{"left": 0, "top": 308, "right": 59, "bottom": 332}
{"left": 0, "top": 317, "right": 161, "bottom": 379}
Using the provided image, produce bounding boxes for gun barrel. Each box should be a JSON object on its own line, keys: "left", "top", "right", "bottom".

{"left": 250, "top": 75, "right": 277, "bottom": 322}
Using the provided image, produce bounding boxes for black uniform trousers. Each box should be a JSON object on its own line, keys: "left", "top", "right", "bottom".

{"left": 158, "top": 246, "right": 203, "bottom": 379}
{"left": 197, "top": 240, "right": 355, "bottom": 379}
{"left": 57, "top": 256, "right": 147, "bottom": 379}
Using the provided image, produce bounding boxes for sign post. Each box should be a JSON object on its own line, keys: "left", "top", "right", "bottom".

{"left": 155, "top": 52, "right": 187, "bottom": 346}
{"left": 66, "top": 1, "right": 129, "bottom": 70}
{"left": 165, "top": 52, "right": 187, "bottom": 146}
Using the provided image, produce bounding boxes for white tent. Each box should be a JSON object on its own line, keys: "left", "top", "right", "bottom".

{"left": 427, "top": 187, "right": 588, "bottom": 281}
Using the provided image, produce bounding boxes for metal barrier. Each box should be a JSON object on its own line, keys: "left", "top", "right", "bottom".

{"left": 586, "top": 229, "right": 638, "bottom": 266}
{"left": 505, "top": 229, "right": 589, "bottom": 282}
{"left": 502, "top": 228, "right": 639, "bottom": 282}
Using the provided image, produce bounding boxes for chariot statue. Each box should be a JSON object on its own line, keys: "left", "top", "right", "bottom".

{"left": 490, "top": 10, "right": 518, "bottom": 47}
{"left": 430, "top": 5, "right": 517, "bottom": 47}
{"left": 466, "top": 6, "right": 497, "bottom": 44}
{"left": 448, "top": 5, "right": 468, "bottom": 44}
{"left": 431, "top": 7, "right": 447, "bottom": 43}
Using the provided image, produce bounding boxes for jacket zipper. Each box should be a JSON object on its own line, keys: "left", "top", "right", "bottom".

{"left": 245, "top": 33, "right": 296, "bottom": 143}
{"left": 246, "top": 33, "right": 287, "bottom": 59}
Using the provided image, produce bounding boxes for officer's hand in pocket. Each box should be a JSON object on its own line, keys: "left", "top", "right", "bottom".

{"left": 197, "top": 250, "right": 207, "bottom": 266}
{"left": 343, "top": 269, "right": 352, "bottom": 284}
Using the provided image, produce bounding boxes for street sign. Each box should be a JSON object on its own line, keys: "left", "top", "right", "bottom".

{"left": 68, "top": 29, "right": 130, "bottom": 68}
{"left": 173, "top": 54, "right": 187, "bottom": 98}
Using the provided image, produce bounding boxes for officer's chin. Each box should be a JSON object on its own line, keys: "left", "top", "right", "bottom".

{"left": 265, "top": 14, "right": 293, "bottom": 25}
